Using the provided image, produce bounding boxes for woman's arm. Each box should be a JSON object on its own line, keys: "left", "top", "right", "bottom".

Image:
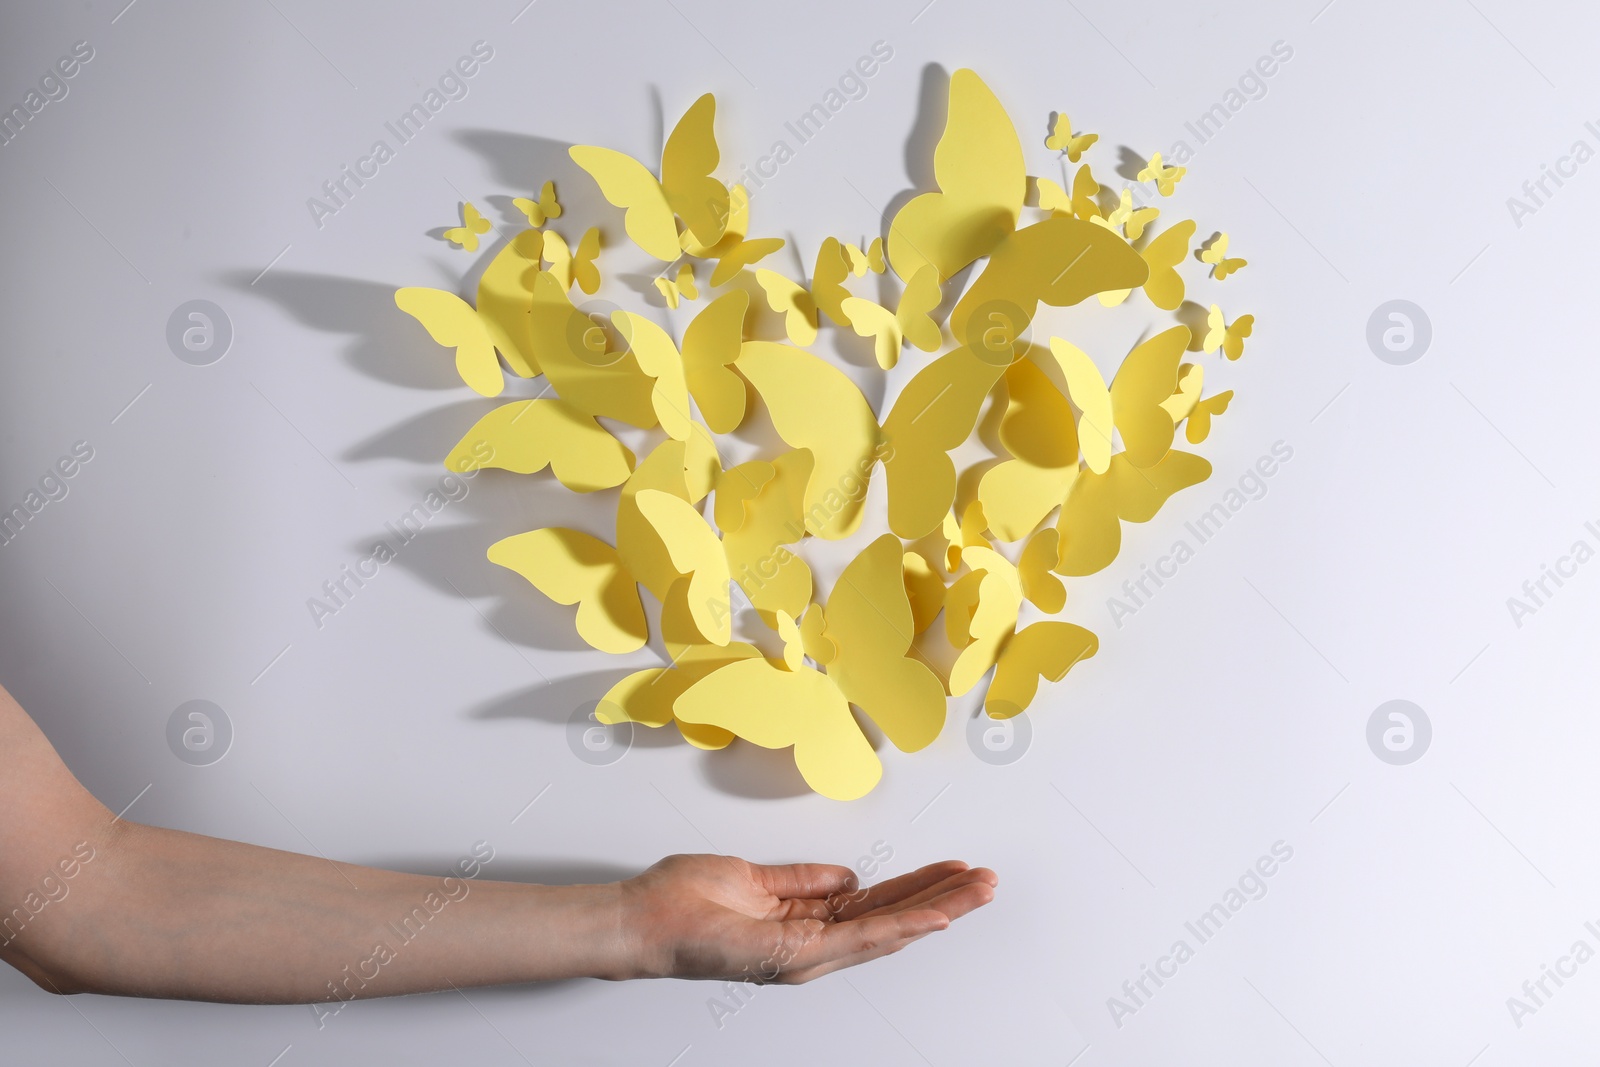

{"left": 0, "top": 683, "right": 995, "bottom": 1002}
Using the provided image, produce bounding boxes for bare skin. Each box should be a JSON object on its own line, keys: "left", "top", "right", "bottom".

{"left": 0, "top": 682, "right": 996, "bottom": 1003}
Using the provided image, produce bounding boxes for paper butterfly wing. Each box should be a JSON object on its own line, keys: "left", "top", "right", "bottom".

{"left": 823, "top": 534, "right": 947, "bottom": 752}
{"left": 487, "top": 528, "right": 646, "bottom": 654}
{"left": 394, "top": 287, "right": 503, "bottom": 397}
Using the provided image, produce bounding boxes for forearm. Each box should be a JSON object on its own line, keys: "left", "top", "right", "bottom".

{"left": 7, "top": 820, "right": 635, "bottom": 1002}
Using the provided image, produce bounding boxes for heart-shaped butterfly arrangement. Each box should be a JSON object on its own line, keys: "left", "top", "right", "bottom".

{"left": 396, "top": 70, "right": 1255, "bottom": 800}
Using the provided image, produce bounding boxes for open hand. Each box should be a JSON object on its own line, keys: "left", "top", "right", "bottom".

{"left": 618, "top": 854, "right": 997, "bottom": 983}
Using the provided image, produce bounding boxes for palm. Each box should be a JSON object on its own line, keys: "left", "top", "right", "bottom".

{"left": 620, "top": 853, "right": 996, "bottom": 983}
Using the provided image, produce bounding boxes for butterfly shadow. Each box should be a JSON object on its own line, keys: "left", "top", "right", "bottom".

{"left": 1174, "top": 300, "right": 1211, "bottom": 350}
{"left": 225, "top": 269, "right": 461, "bottom": 392}
{"left": 1113, "top": 146, "right": 1148, "bottom": 182}
{"left": 454, "top": 129, "right": 623, "bottom": 240}
{"left": 699, "top": 740, "right": 812, "bottom": 800}
{"left": 468, "top": 674, "right": 691, "bottom": 751}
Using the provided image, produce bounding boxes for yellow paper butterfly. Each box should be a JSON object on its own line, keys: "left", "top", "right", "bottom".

{"left": 1098, "top": 218, "right": 1195, "bottom": 310}
{"left": 673, "top": 535, "right": 947, "bottom": 800}
{"left": 811, "top": 237, "right": 854, "bottom": 327}
{"left": 840, "top": 265, "right": 943, "bottom": 369}
{"left": 985, "top": 621, "right": 1099, "bottom": 718}
{"left": 1104, "top": 188, "right": 1160, "bottom": 240}
{"left": 1051, "top": 327, "right": 1190, "bottom": 473}
{"left": 512, "top": 180, "right": 561, "bottom": 226}
{"left": 754, "top": 269, "right": 819, "bottom": 347}
{"left": 543, "top": 227, "right": 602, "bottom": 294}
{"left": 842, "top": 237, "right": 887, "bottom": 276}
{"left": 976, "top": 355, "right": 1080, "bottom": 540}
{"left": 443, "top": 201, "right": 492, "bottom": 251}
{"left": 395, "top": 231, "right": 547, "bottom": 394}
{"left": 654, "top": 262, "right": 699, "bottom": 309}
{"left": 681, "top": 290, "right": 750, "bottom": 434}
{"left": 1137, "top": 152, "right": 1186, "bottom": 196}
{"left": 569, "top": 93, "right": 731, "bottom": 259}
{"left": 1184, "top": 389, "right": 1234, "bottom": 444}
{"left": 1200, "top": 232, "right": 1247, "bottom": 280}
{"left": 488, "top": 528, "right": 648, "bottom": 654}
{"left": 1055, "top": 449, "right": 1212, "bottom": 576}
{"left": 444, "top": 398, "right": 635, "bottom": 491}
{"left": 1045, "top": 113, "right": 1098, "bottom": 162}
{"left": 886, "top": 69, "right": 1026, "bottom": 281}
{"left": 1203, "top": 304, "right": 1254, "bottom": 360}
{"left": 1035, "top": 177, "right": 1072, "bottom": 215}
{"left": 1070, "top": 164, "right": 1102, "bottom": 221}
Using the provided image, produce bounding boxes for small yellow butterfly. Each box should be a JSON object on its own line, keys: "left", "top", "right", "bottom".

{"left": 842, "top": 237, "right": 886, "bottom": 277}
{"left": 1199, "top": 232, "right": 1247, "bottom": 280}
{"left": 1137, "top": 153, "right": 1186, "bottom": 196}
{"left": 542, "top": 227, "right": 602, "bottom": 294}
{"left": 840, "top": 265, "right": 942, "bottom": 369}
{"left": 1184, "top": 390, "right": 1233, "bottom": 444}
{"left": 1045, "top": 113, "right": 1099, "bottom": 163}
{"left": 654, "top": 262, "right": 699, "bottom": 309}
{"left": 444, "top": 202, "right": 491, "bottom": 251}
{"left": 1203, "top": 304, "right": 1253, "bottom": 360}
{"left": 512, "top": 180, "right": 562, "bottom": 227}
{"left": 1105, "top": 188, "right": 1160, "bottom": 240}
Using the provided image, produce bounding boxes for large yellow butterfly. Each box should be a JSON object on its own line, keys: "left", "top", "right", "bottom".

{"left": 976, "top": 354, "right": 1080, "bottom": 540}
{"left": 840, "top": 264, "right": 942, "bottom": 368}
{"left": 672, "top": 534, "right": 947, "bottom": 800}
{"left": 1055, "top": 449, "right": 1212, "bottom": 576}
{"left": 950, "top": 215, "right": 1149, "bottom": 344}
{"left": 512, "top": 180, "right": 561, "bottom": 227}
{"left": 886, "top": 69, "right": 1026, "bottom": 282}
{"left": 527, "top": 270, "right": 660, "bottom": 425}
{"left": 1051, "top": 327, "right": 1190, "bottom": 473}
{"left": 1045, "top": 113, "right": 1098, "bottom": 162}
{"left": 443, "top": 201, "right": 492, "bottom": 251}
{"left": 569, "top": 93, "right": 730, "bottom": 259}
{"left": 1098, "top": 218, "right": 1195, "bottom": 310}
{"left": 444, "top": 398, "right": 635, "bottom": 491}
{"left": 488, "top": 528, "right": 648, "bottom": 654}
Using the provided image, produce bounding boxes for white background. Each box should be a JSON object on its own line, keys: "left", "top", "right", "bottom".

{"left": 2, "top": 0, "right": 1598, "bottom": 1063}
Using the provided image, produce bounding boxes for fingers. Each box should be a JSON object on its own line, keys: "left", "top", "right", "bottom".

{"left": 746, "top": 861, "right": 858, "bottom": 901}
{"left": 853, "top": 867, "right": 998, "bottom": 923}
{"left": 773, "top": 873, "right": 998, "bottom": 983}
{"left": 831, "top": 860, "right": 973, "bottom": 921}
